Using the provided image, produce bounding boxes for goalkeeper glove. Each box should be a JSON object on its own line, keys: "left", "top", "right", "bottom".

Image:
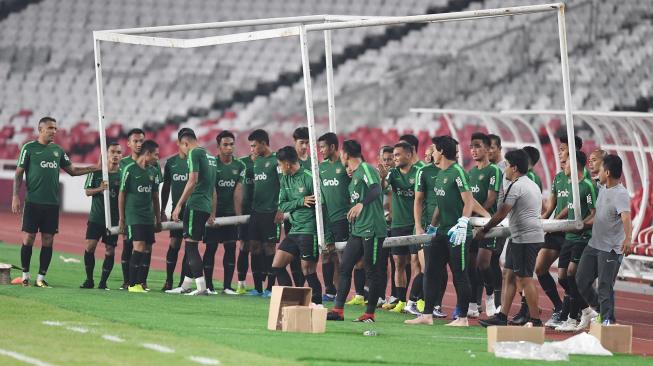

{"left": 447, "top": 216, "right": 469, "bottom": 247}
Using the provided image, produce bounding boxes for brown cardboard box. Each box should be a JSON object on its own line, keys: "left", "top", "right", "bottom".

{"left": 310, "top": 307, "right": 328, "bottom": 333}
{"left": 487, "top": 326, "right": 545, "bottom": 353}
{"left": 589, "top": 323, "right": 632, "bottom": 354}
{"left": 281, "top": 306, "right": 328, "bottom": 333}
{"left": 267, "top": 286, "right": 312, "bottom": 331}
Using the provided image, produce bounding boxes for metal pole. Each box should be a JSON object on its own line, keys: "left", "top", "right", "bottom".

{"left": 556, "top": 5, "right": 582, "bottom": 226}
{"left": 324, "top": 29, "right": 337, "bottom": 133}
{"left": 93, "top": 36, "right": 111, "bottom": 231}
{"left": 299, "top": 25, "right": 327, "bottom": 251}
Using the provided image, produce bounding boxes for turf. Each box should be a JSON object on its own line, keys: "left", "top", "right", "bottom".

{"left": 0, "top": 242, "right": 649, "bottom": 366}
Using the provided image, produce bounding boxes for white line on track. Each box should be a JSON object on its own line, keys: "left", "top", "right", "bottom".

{"left": 188, "top": 356, "right": 221, "bottom": 365}
{"left": 102, "top": 335, "right": 125, "bottom": 343}
{"left": 142, "top": 343, "right": 175, "bottom": 353}
{"left": 42, "top": 321, "right": 63, "bottom": 327}
{"left": 0, "top": 348, "right": 56, "bottom": 366}
{"left": 66, "top": 326, "right": 90, "bottom": 333}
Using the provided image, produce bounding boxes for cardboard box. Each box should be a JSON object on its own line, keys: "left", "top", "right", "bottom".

{"left": 310, "top": 307, "right": 328, "bottom": 333}
{"left": 267, "top": 286, "right": 312, "bottom": 331}
{"left": 589, "top": 323, "right": 632, "bottom": 354}
{"left": 487, "top": 326, "right": 545, "bottom": 353}
{"left": 281, "top": 306, "right": 328, "bottom": 333}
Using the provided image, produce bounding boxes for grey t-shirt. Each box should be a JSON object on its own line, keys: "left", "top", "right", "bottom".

{"left": 589, "top": 184, "right": 630, "bottom": 253}
{"left": 504, "top": 176, "right": 545, "bottom": 244}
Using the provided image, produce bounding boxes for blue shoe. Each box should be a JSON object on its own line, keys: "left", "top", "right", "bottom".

{"left": 262, "top": 290, "right": 272, "bottom": 298}
{"left": 451, "top": 305, "right": 461, "bottom": 320}
{"left": 322, "top": 293, "right": 336, "bottom": 302}
{"left": 247, "top": 289, "right": 262, "bottom": 296}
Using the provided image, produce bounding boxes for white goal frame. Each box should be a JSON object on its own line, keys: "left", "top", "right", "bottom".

{"left": 94, "top": 3, "right": 581, "bottom": 248}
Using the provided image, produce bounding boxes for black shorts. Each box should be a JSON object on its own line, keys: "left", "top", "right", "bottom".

{"left": 238, "top": 222, "right": 250, "bottom": 241}
{"left": 22, "top": 202, "right": 59, "bottom": 234}
{"left": 330, "top": 219, "right": 350, "bottom": 242}
{"left": 390, "top": 226, "right": 414, "bottom": 256}
{"left": 558, "top": 239, "right": 589, "bottom": 269}
{"left": 284, "top": 219, "right": 292, "bottom": 236}
{"left": 542, "top": 232, "right": 565, "bottom": 251}
{"left": 127, "top": 224, "right": 155, "bottom": 244}
{"left": 248, "top": 211, "right": 280, "bottom": 243}
{"left": 279, "top": 234, "right": 319, "bottom": 262}
{"left": 504, "top": 242, "right": 540, "bottom": 278}
{"left": 183, "top": 207, "right": 209, "bottom": 242}
{"left": 86, "top": 221, "right": 118, "bottom": 246}
{"left": 205, "top": 223, "right": 239, "bottom": 244}
{"left": 472, "top": 238, "right": 500, "bottom": 252}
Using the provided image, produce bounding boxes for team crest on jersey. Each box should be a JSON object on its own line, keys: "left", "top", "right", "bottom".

{"left": 336, "top": 168, "right": 341, "bottom": 174}
{"left": 298, "top": 187, "right": 305, "bottom": 193}
{"left": 232, "top": 169, "right": 238, "bottom": 175}
{"left": 265, "top": 162, "right": 270, "bottom": 167}
{"left": 479, "top": 174, "right": 485, "bottom": 180}
{"left": 409, "top": 178, "right": 415, "bottom": 184}
{"left": 149, "top": 175, "right": 153, "bottom": 181}
{"left": 53, "top": 151, "right": 59, "bottom": 157}
{"left": 443, "top": 178, "right": 448, "bottom": 184}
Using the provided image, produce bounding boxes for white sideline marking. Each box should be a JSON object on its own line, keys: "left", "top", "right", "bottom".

{"left": 66, "top": 326, "right": 89, "bottom": 333}
{"left": 42, "top": 321, "right": 63, "bottom": 327}
{"left": 142, "top": 343, "right": 175, "bottom": 353}
{"left": 58, "top": 255, "right": 80, "bottom": 263}
{"left": 102, "top": 335, "right": 125, "bottom": 343}
{"left": 0, "top": 348, "right": 56, "bottom": 366}
{"left": 188, "top": 356, "right": 221, "bottom": 365}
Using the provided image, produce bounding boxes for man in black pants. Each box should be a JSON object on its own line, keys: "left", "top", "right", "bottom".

{"left": 328, "top": 140, "right": 386, "bottom": 323}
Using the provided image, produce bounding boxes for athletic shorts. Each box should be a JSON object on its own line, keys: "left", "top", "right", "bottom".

{"left": 127, "top": 224, "right": 155, "bottom": 244}
{"left": 330, "top": 219, "right": 350, "bottom": 242}
{"left": 504, "top": 242, "right": 541, "bottom": 278}
{"left": 248, "top": 211, "right": 280, "bottom": 243}
{"left": 86, "top": 221, "right": 118, "bottom": 246}
{"left": 542, "top": 232, "right": 565, "bottom": 251}
{"left": 205, "top": 217, "right": 239, "bottom": 244}
{"left": 558, "top": 239, "right": 589, "bottom": 269}
{"left": 183, "top": 207, "right": 209, "bottom": 242}
{"left": 471, "top": 238, "right": 500, "bottom": 252}
{"left": 238, "top": 222, "right": 250, "bottom": 241}
{"left": 22, "top": 202, "right": 59, "bottom": 234}
{"left": 390, "top": 226, "right": 414, "bottom": 256}
{"left": 279, "top": 234, "right": 319, "bottom": 262}
{"left": 170, "top": 208, "right": 184, "bottom": 239}
{"left": 284, "top": 219, "right": 292, "bottom": 236}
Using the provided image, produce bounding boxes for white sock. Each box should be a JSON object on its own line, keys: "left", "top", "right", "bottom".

{"left": 195, "top": 277, "right": 206, "bottom": 292}
{"left": 468, "top": 302, "right": 478, "bottom": 312}
{"left": 406, "top": 300, "right": 415, "bottom": 307}
{"left": 181, "top": 276, "right": 194, "bottom": 290}
{"left": 37, "top": 274, "right": 45, "bottom": 282}
{"left": 238, "top": 280, "right": 245, "bottom": 287}
{"left": 22, "top": 272, "right": 30, "bottom": 280}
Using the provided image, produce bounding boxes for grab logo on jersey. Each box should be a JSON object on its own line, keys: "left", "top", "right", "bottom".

{"left": 40, "top": 161, "right": 58, "bottom": 169}
{"left": 172, "top": 173, "right": 187, "bottom": 182}
{"left": 470, "top": 185, "right": 480, "bottom": 193}
{"left": 396, "top": 188, "right": 414, "bottom": 198}
{"left": 558, "top": 190, "right": 569, "bottom": 198}
{"left": 137, "top": 185, "right": 152, "bottom": 193}
{"left": 350, "top": 191, "right": 360, "bottom": 202}
{"left": 434, "top": 188, "right": 446, "bottom": 197}
{"left": 323, "top": 178, "right": 339, "bottom": 187}
{"left": 254, "top": 173, "right": 267, "bottom": 181}
{"left": 218, "top": 179, "right": 236, "bottom": 187}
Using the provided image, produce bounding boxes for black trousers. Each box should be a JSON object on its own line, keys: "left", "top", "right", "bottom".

{"left": 576, "top": 245, "right": 622, "bottom": 322}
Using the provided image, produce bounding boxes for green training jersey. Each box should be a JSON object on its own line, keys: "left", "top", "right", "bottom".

{"left": 252, "top": 153, "right": 280, "bottom": 213}
{"left": 163, "top": 154, "right": 188, "bottom": 210}
{"left": 386, "top": 164, "right": 418, "bottom": 229}
{"left": 527, "top": 169, "right": 543, "bottom": 192}
{"left": 239, "top": 155, "right": 255, "bottom": 215}
{"left": 469, "top": 163, "right": 502, "bottom": 215}
{"left": 415, "top": 163, "right": 440, "bottom": 227}
{"left": 565, "top": 177, "right": 597, "bottom": 241}
{"left": 119, "top": 156, "right": 162, "bottom": 185}
{"left": 414, "top": 160, "right": 427, "bottom": 170}
{"left": 120, "top": 162, "right": 158, "bottom": 225}
{"left": 279, "top": 167, "right": 318, "bottom": 235}
{"left": 215, "top": 157, "right": 245, "bottom": 216}
{"left": 434, "top": 163, "right": 472, "bottom": 235}
{"left": 349, "top": 162, "right": 386, "bottom": 238}
{"left": 86, "top": 170, "right": 120, "bottom": 225}
{"left": 300, "top": 156, "right": 312, "bottom": 170}
{"left": 551, "top": 171, "right": 570, "bottom": 217}
{"left": 319, "top": 158, "right": 351, "bottom": 223}
{"left": 187, "top": 147, "right": 217, "bottom": 214}
{"left": 17, "top": 141, "right": 72, "bottom": 205}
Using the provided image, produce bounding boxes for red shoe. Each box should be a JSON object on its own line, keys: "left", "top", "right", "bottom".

{"left": 327, "top": 308, "right": 344, "bottom": 321}
{"left": 352, "top": 313, "right": 375, "bottom": 323}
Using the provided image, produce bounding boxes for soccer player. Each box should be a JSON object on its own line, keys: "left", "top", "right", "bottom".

{"left": 577, "top": 154, "right": 631, "bottom": 325}
{"left": 327, "top": 140, "right": 386, "bottom": 323}
{"left": 468, "top": 133, "right": 503, "bottom": 317}
{"left": 13, "top": 116, "right": 100, "bottom": 287}
{"left": 80, "top": 141, "right": 122, "bottom": 290}
{"left": 168, "top": 129, "right": 217, "bottom": 295}
{"left": 118, "top": 128, "right": 163, "bottom": 290}
{"left": 554, "top": 150, "right": 598, "bottom": 332}
{"left": 118, "top": 140, "right": 162, "bottom": 293}
{"left": 523, "top": 146, "right": 543, "bottom": 192}
{"left": 236, "top": 151, "right": 255, "bottom": 294}
{"left": 588, "top": 149, "right": 607, "bottom": 184}
{"left": 381, "top": 142, "right": 418, "bottom": 313}
{"left": 269, "top": 146, "right": 324, "bottom": 304}
{"left": 247, "top": 129, "right": 282, "bottom": 297}
{"left": 478, "top": 149, "right": 544, "bottom": 328}
{"left": 203, "top": 130, "right": 244, "bottom": 295}
{"left": 318, "top": 132, "right": 350, "bottom": 302}
{"left": 375, "top": 145, "right": 397, "bottom": 307}
{"left": 160, "top": 128, "right": 190, "bottom": 291}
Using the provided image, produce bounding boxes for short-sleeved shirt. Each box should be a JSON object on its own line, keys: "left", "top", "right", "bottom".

{"left": 239, "top": 155, "right": 255, "bottom": 215}
{"left": 163, "top": 154, "right": 188, "bottom": 210}
{"left": 300, "top": 157, "right": 312, "bottom": 171}
{"left": 526, "top": 169, "right": 543, "bottom": 192}
{"left": 386, "top": 165, "right": 418, "bottom": 229}
{"left": 120, "top": 156, "right": 162, "bottom": 186}
{"left": 434, "top": 163, "right": 471, "bottom": 235}
{"left": 215, "top": 157, "right": 245, "bottom": 216}
{"left": 503, "top": 176, "right": 544, "bottom": 244}
{"left": 17, "top": 141, "right": 72, "bottom": 205}
{"left": 187, "top": 147, "right": 217, "bottom": 214}
{"left": 589, "top": 184, "right": 630, "bottom": 254}
{"left": 86, "top": 170, "right": 120, "bottom": 225}
{"left": 349, "top": 162, "right": 386, "bottom": 238}
{"left": 469, "top": 163, "right": 502, "bottom": 214}
{"left": 120, "top": 162, "right": 158, "bottom": 225}
{"left": 565, "top": 177, "right": 597, "bottom": 241}
{"left": 415, "top": 163, "right": 440, "bottom": 227}
{"left": 551, "top": 171, "right": 570, "bottom": 217}
{"left": 319, "top": 159, "right": 351, "bottom": 223}
{"left": 279, "top": 167, "right": 317, "bottom": 235}
{"left": 252, "top": 153, "right": 280, "bottom": 213}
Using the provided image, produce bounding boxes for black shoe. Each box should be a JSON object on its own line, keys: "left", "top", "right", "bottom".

{"left": 119, "top": 282, "right": 129, "bottom": 290}
{"left": 161, "top": 281, "right": 173, "bottom": 292}
{"left": 510, "top": 302, "right": 529, "bottom": 325}
{"left": 98, "top": 282, "right": 109, "bottom": 290}
{"left": 80, "top": 279, "right": 94, "bottom": 289}
{"left": 479, "top": 313, "right": 508, "bottom": 328}
{"left": 527, "top": 318, "right": 543, "bottom": 327}
{"left": 327, "top": 310, "right": 344, "bottom": 321}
